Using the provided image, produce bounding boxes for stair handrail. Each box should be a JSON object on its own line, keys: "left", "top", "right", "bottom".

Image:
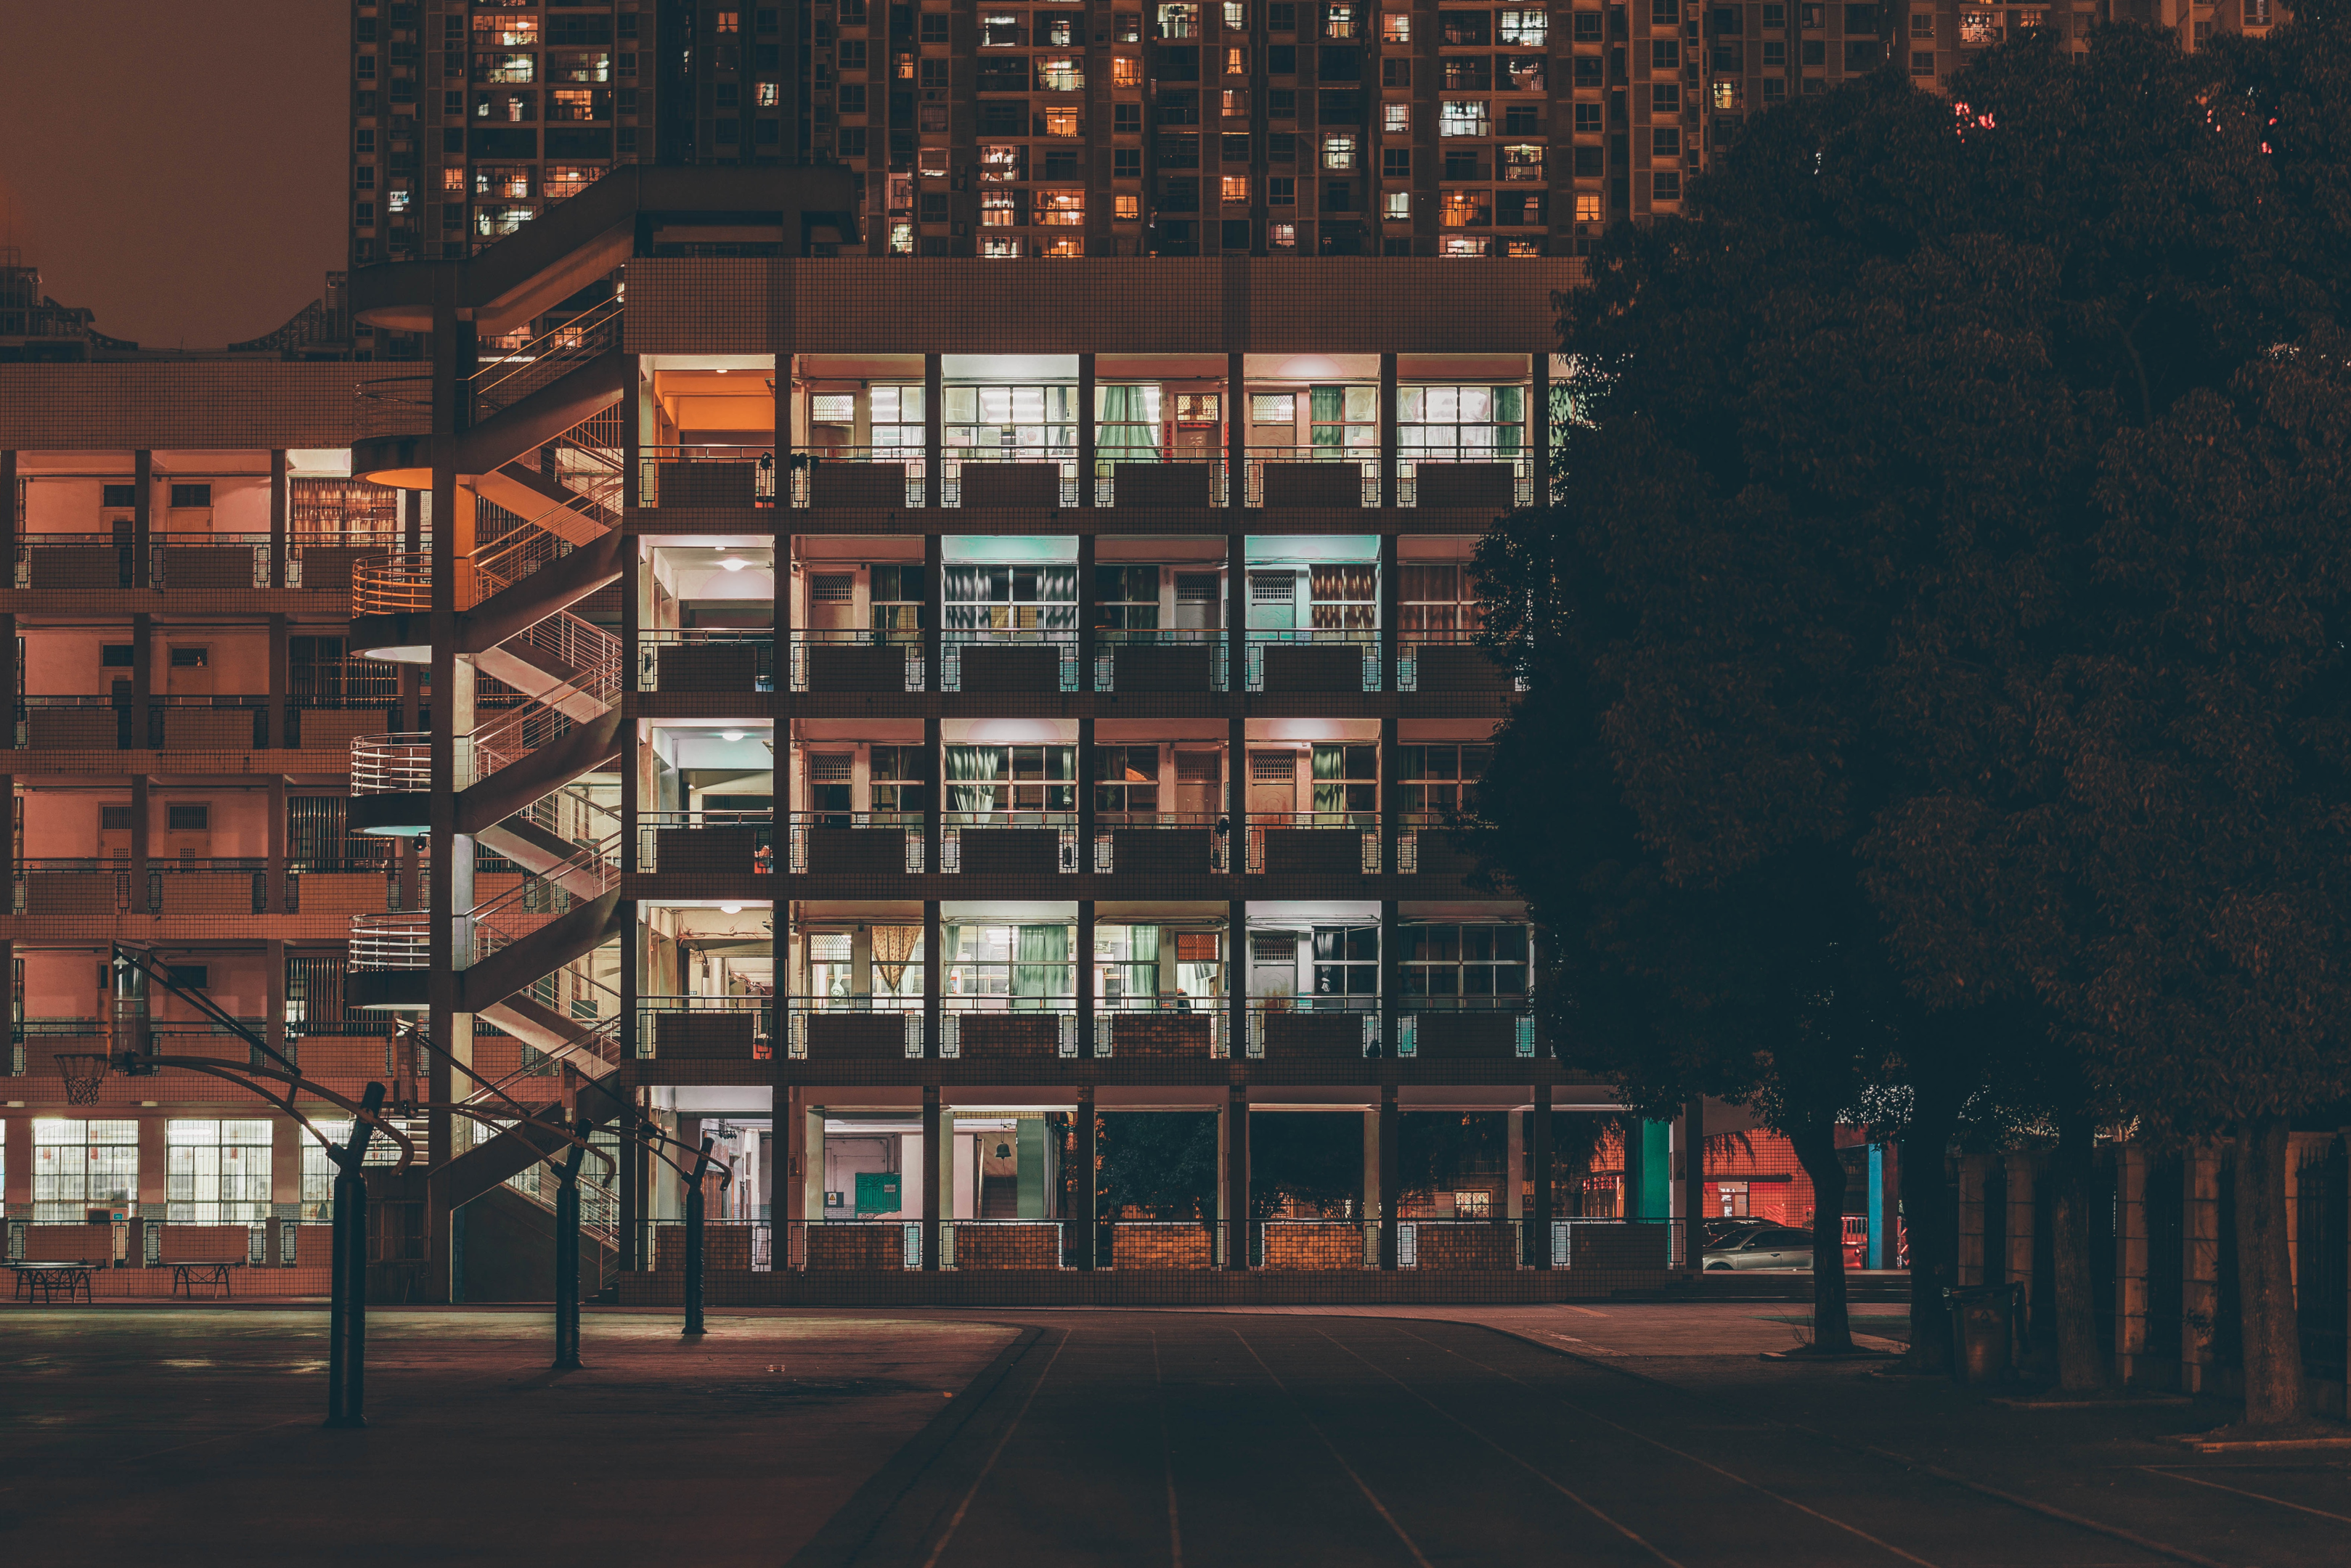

{"left": 468, "top": 297, "right": 624, "bottom": 419}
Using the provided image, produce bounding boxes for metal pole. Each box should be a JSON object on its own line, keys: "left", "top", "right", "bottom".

{"left": 683, "top": 1135, "right": 714, "bottom": 1338}
{"left": 554, "top": 1126, "right": 587, "bottom": 1369}
{"left": 326, "top": 1082, "right": 385, "bottom": 1429}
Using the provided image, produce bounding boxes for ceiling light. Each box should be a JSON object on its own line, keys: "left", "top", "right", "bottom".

{"left": 719, "top": 557, "right": 749, "bottom": 571}
{"left": 721, "top": 904, "right": 743, "bottom": 915}
{"left": 720, "top": 730, "right": 745, "bottom": 742}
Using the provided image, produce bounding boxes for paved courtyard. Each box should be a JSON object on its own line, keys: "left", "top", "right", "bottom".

{"left": 2, "top": 1304, "right": 2343, "bottom": 1567}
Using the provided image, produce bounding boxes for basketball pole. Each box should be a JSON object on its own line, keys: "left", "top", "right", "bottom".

{"left": 553, "top": 1117, "right": 589, "bottom": 1370}
{"left": 327, "top": 1082, "right": 386, "bottom": 1429}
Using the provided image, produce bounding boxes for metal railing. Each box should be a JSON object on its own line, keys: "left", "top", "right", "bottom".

{"left": 1244, "top": 812, "right": 1381, "bottom": 875}
{"left": 13, "top": 534, "right": 280, "bottom": 591}
{"left": 14, "top": 695, "right": 277, "bottom": 751}
{"left": 1395, "top": 628, "right": 1523, "bottom": 693}
{"left": 1091, "top": 812, "right": 1231, "bottom": 874}
{"left": 634, "top": 444, "right": 779, "bottom": 508}
{"left": 939, "top": 627, "right": 1082, "bottom": 693}
{"left": 1254, "top": 1220, "right": 1379, "bottom": 1269}
{"left": 633, "top": 994, "right": 775, "bottom": 1061}
{"left": 939, "top": 1219, "right": 1067, "bottom": 1270}
{"left": 787, "top": 629, "right": 925, "bottom": 693}
{"left": 1091, "top": 995, "right": 1228, "bottom": 1058}
{"left": 938, "top": 995, "right": 1080, "bottom": 1058}
{"left": 348, "top": 912, "right": 429, "bottom": 969}
{"left": 783, "top": 810, "right": 921, "bottom": 875}
{"left": 1242, "top": 446, "right": 1382, "bottom": 508}
{"left": 940, "top": 450, "right": 1080, "bottom": 509}
{"left": 781, "top": 447, "right": 927, "bottom": 509}
{"left": 1244, "top": 629, "right": 1382, "bottom": 692}
{"left": 1394, "top": 454, "right": 1535, "bottom": 510}
{"left": 468, "top": 297, "right": 624, "bottom": 419}
{"left": 638, "top": 810, "right": 777, "bottom": 875}
{"left": 1091, "top": 627, "right": 1229, "bottom": 693}
{"left": 1091, "top": 453, "right": 1229, "bottom": 508}
{"left": 12, "top": 860, "right": 272, "bottom": 915}
{"left": 783, "top": 998, "right": 925, "bottom": 1061}
{"left": 635, "top": 629, "right": 775, "bottom": 693}
{"left": 1242, "top": 1001, "right": 1383, "bottom": 1061}
{"left": 939, "top": 812, "right": 1081, "bottom": 874}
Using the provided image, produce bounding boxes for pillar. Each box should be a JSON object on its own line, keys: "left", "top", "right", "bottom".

{"left": 265, "top": 937, "right": 288, "bottom": 1071}
{"left": 1378, "top": 1086, "right": 1400, "bottom": 1269}
{"left": 132, "top": 449, "right": 152, "bottom": 587}
{"left": 923, "top": 534, "right": 942, "bottom": 695}
{"left": 618, "top": 895, "right": 641, "bottom": 1269}
{"left": 137, "top": 1115, "right": 168, "bottom": 1221}
{"left": 2114, "top": 1140, "right": 2147, "bottom": 1384}
{"left": 1867, "top": 1141, "right": 1887, "bottom": 1270}
{"left": 1074, "top": 1086, "right": 1097, "bottom": 1269}
{"left": 1506, "top": 1108, "right": 1525, "bottom": 1222}
{"left": 1955, "top": 1151, "right": 1984, "bottom": 1286}
{"left": 921, "top": 1085, "right": 945, "bottom": 1270}
{"left": 266, "top": 613, "right": 289, "bottom": 753}
{"left": 1226, "top": 529, "right": 1246, "bottom": 697}
{"left": 1223, "top": 1084, "right": 1249, "bottom": 1268}
{"left": 1681, "top": 1098, "right": 1705, "bottom": 1269}
{"left": 922, "top": 354, "right": 944, "bottom": 507}
{"left": 923, "top": 898, "right": 942, "bottom": 1061}
{"left": 3, "top": 1107, "right": 29, "bottom": 1212}
{"left": 2182, "top": 1140, "right": 2221, "bottom": 1394}
{"left": 1377, "top": 351, "right": 1398, "bottom": 508}
{"left": 1225, "top": 353, "right": 1247, "bottom": 511}
{"left": 1531, "top": 1082, "right": 1553, "bottom": 1268}
{"left": 1226, "top": 897, "right": 1246, "bottom": 1061}
{"left": 1077, "top": 531, "right": 1096, "bottom": 698}
{"left": 271, "top": 1114, "right": 303, "bottom": 1213}
{"left": 1076, "top": 899, "right": 1096, "bottom": 1057}
{"left": 1531, "top": 351, "right": 1551, "bottom": 506}
{"left": 130, "top": 775, "right": 150, "bottom": 916}
{"left": 1076, "top": 352, "right": 1098, "bottom": 507}
{"left": 1378, "top": 896, "right": 1398, "bottom": 1058}
{"left": 0, "top": 450, "right": 15, "bottom": 568}
{"left": 1377, "top": 531, "right": 1398, "bottom": 695}
{"left": 2006, "top": 1149, "right": 2039, "bottom": 1327}
{"left": 268, "top": 449, "right": 288, "bottom": 587}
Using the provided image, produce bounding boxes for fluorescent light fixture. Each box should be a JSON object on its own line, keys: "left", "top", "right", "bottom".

{"left": 720, "top": 730, "right": 745, "bottom": 742}
{"left": 719, "top": 557, "right": 749, "bottom": 571}
{"left": 721, "top": 904, "right": 743, "bottom": 914}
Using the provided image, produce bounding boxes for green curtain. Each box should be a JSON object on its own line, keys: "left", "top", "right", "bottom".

{"left": 1097, "top": 385, "right": 1161, "bottom": 462}
{"left": 1310, "top": 385, "right": 1345, "bottom": 452}
{"left": 1014, "top": 924, "right": 1068, "bottom": 1008}
{"left": 945, "top": 746, "right": 1000, "bottom": 816}
{"left": 1494, "top": 385, "right": 1523, "bottom": 457}
{"left": 1311, "top": 744, "right": 1346, "bottom": 813}
{"left": 1130, "top": 923, "right": 1160, "bottom": 999}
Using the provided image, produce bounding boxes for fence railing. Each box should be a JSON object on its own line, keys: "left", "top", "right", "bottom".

{"left": 1393, "top": 454, "right": 1534, "bottom": 510}
{"left": 1244, "top": 812, "right": 1381, "bottom": 875}
{"left": 783, "top": 811, "right": 920, "bottom": 875}
{"left": 1091, "top": 812, "right": 1231, "bottom": 874}
{"left": 940, "top": 450, "right": 1081, "bottom": 509}
{"left": 14, "top": 534, "right": 280, "bottom": 591}
{"left": 1242, "top": 446, "right": 1381, "bottom": 508}
{"left": 468, "top": 297, "right": 623, "bottom": 419}
{"left": 939, "top": 627, "right": 1082, "bottom": 694}
{"left": 634, "top": 995, "right": 775, "bottom": 1061}
{"left": 12, "top": 860, "right": 272, "bottom": 915}
{"left": 14, "top": 695, "right": 278, "bottom": 751}
{"left": 1244, "top": 629, "right": 1382, "bottom": 693}
{"left": 1091, "top": 626, "right": 1229, "bottom": 693}
{"left": 635, "top": 444, "right": 780, "bottom": 509}
{"left": 638, "top": 811, "right": 776, "bottom": 875}
{"left": 1091, "top": 454, "right": 1229, "bottom": 509}
{"left": 940, "top": 812, "right": 1080, "bottom": 874}
{"left": 636, "top": 630, "right": 775, "bottom": 693}
{"left": 783, "top": 448, "right": 927, "bottom": 509}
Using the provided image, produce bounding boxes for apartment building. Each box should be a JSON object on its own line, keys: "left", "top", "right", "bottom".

{"left": 349, "top": 0, "right": 2277, "bottom": 319}
{"left": 0, "top": 351, "right": 422, "bottom": 1280}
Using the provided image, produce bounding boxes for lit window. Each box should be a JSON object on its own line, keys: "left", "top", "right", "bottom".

{"left": 1040, "top": 236, "right": 1084, "bottom": 257}
{"left": 1114, "top": 55, "right": 1142, "bottom": 86}
{"left": 1501, "top": 144, "right": 1543, "bottom": 181}
{"left": 1115, "top": 192, "right": 1142, "bottom": 219}
{"left": 1046, "top": 106, "right": 1082, "bottom": 136}
{"left": 919, "top": 147, "right": 951, "bottom": 177}
{"left": 476, "top": 52, "right": 537, "bottom": 83}
{"left": 1384, "top": 190, "right": 1410, "bottom": 219}
{"left": 544, "top": 165, "right": 601, "bottom": 203}
{"left": 1226, "top": 1, "right": 1248, "bottom": 26}
{"left": 716, "top": 10, "right": 741, "bottom": 32}
{"left": 386, "top": 189, "right": 411, "bottom": 213}
{"left": 758, "top": 81, "right": 778, "bottom": 106}
{"left": 473, "top": 164, "right": 533, "bottom": 199}
{"left": 1324, "top": 4, "right": 1358, "bottom": 37}
{"left": 1226, "top": 46, "right": 1249, "bottom": 73}
{"left": 1573, "top": 192, "right": 1602, "bottom": 223}
{"left": 981, "top": 12, "right": 1023, "bottom": 45}
{"left": 1040, "top": 190, "right": 1086, "bottom": 224}
{"left": 476, "top": 204, "right": 537, "bottom": 237}
{"left": 1439, "top": 189, "right": 1491, "bottom": 227}
{"left": 1505, "top": 239, "right": 1540, "bottom": 256}
{"left": 1497, "top": 8, "right": 1546, "bottom": 42}
{"left": 1038, "top": 54, "right": 1083, "bottom": 89}
{"left": 166, "top": 1120, "right": 274, "bottom": 1225}
{"left": 1439, "top": 99, "right": 1490, "bottom": 136}
{"left": 980, "top": 144, "right": 1026, "bottom": 181}
{"left": 1384, "top": 102, "right": 1409, "bottom": 132}
{"left": 1222, "top": 174, "right": 1250, "bottom": 203}
{"left": 441, "top": 166, "right": 465, "bottom": 195}
{"left": 1382, "top": 11, "right": 1410, "bottom": 40}
{"left": 1270, "top": 221, "right": 1297, "bottom": 248}
{"left": 1159, "top": 2, "right": 1200, "bottom": 35}
{"left": 889, "top": 221, "right": 915, "bottom": 254}
{"left": 1441, "top": 235, "right": 1491, "bottom": 257}
{"left": 1959, "top": 9, "right": 2000, "bottom": 41}
{"left": 982, "top": 236, "right": 1026, "bottom": 257}
{"left": 32, "top": 1119, "right": 138, "bottom": 1223}
{"left": 1322, "top": 133, "right": 1356, "bottom": 169}
{"left": 982, "top": 189, "right": 1019, "bottom": 226}
{"left": 1223, "top": 89, "right": 1249, "bottom": 116}
{"left": 472, "top": 14, "right": 539, "bottom": 46}
{"left": 1713, "top": 79, "right": 1741, "bottom": 107}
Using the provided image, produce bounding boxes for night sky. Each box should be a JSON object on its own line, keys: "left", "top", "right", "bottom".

{"left": 0, "top": 1, "right": 346, "bottom": 349}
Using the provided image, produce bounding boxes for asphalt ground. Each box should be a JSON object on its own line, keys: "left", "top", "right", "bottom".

{"left": 3, "top": 1304, "right": 2345, "bottom": 1567}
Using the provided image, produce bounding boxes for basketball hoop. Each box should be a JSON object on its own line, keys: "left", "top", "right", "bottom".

{"left": 54, "top": 1052, "right": 113, "bottom": 1107}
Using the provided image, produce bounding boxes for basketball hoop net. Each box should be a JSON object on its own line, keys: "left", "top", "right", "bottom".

{"left": 54, "top": 1053, "right": 113, "bottom": 1107}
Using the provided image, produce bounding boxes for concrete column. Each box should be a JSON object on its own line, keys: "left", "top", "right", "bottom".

{"left": 618, "top": 909, "right": 641, "bottom": 1269}
{"left": 1377, "top": 531, "right": 1398, "bottom": 696}
{"left": 272, "top": 1114, "right": 303, "bottom": 1211}
{"left": 137, "top": 1115, "right": 168, "bottom": 1220}
{"left": 1507, "top": 1106, "right": 1525, "bottom": 1222}
{"left": 1077, "top": 531, "right": 1096, "bottom": 700}
{"left": 1681, "top": 1098, "right": 1705, "bottom": 1268}
{"left": 2006, "top": 1150, "right": 2040, "bottom": 1328}
{"left": 1076, "top": 899, "right": 1096, "bottom": 1058}
{"left": 1531, "top": 1085, "right": 1554, "bottom": 1267}
{"left": 1378, "top": 896, "right": 1398, "bottom": 1058}
{"left": 0, "top": 450, "right": 15, "bottom": 566}
{"left": 268, "top": 449, "right": 288, "bottom": 587}
{"left": 1077, "top": 716, "right": 1096, "bottom": 874}
{"left": 921, "top": 1086, "right": 942, "bottom": 1271}
{"left": 923, "top": 354, "right": 944, "bottom": 507}
{"left": 1226, "top": 354, "right": 1247, "bottom": 512}
{"left": 266, "top": 613, "right": 289, "bottom": 752}
{"left": 131, "top": 611, "right": 153, "bottom": 711}
{"left": 1226, "top": 897, "right": 1246, "bottom": 1061}
{"left": 922, "top": 533, "right": 942, "bottom": 695}
{"left": 1226, "top": 530, "right": 1246, "bottom": 697}
{"left": 923, "top": 898, "right": 942, "bottom": 1062}
{"left": 130, "top": 775, "right": 150, "bottom": 917}
{"left": 1075, "top": 1085, "right": 1097, "bottom": 1269}
{"left": 266, "top": 775, "right": 288, "bottom": 915}
{"left": 1377, "top": 352, "right": 1398, "bottom": 508}
{"left": 1531, "top": 352, "right": 1551, "bottom": 506}
{"left": 264, "top": 937, "right": 288, "bottom": 1072}
{"left": 2182, "top": 1140, "right": 2222, "bottom": 1394}
{"left": 1378, "top": 1086, "right": 1400, "bottom": 1269}
{"left": 132, "top": 450, "right": 152, "bottom": 587}
{"left": 1223, "top": 1084, "right": 1250, "bottom": 1268}
{"left": 1077, "top": 353, "right": 1097, "bottom": 507}
{"left": 1362, "top": 1108, "right": 1380, "bottom": 1226}
{"left": 3, "top": 1109, "right": 30, "bottom": 1211}
{"left": 2114, "top": 1141, "right": 2148, "bottom": 1384}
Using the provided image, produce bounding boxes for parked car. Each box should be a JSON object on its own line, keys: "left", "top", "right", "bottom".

{"left": 1702, "top": 1217, "right": 1772, "bottom": 1251}
{"left": 1701, "top": 1225, "right": 1818, "bottom": 1270}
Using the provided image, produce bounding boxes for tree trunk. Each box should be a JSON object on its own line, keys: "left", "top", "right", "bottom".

{"left": 2235, "top": 1114, "right": 2306, "bottom": 1425}
{"left": 1791, "top": 1121, "right": 1854, "bottom": 1352}
{"left": 2049, "top": 1112, "right": 2104, "bottom": 1392}
{"left": 1898, "top": 1082, "right": 1960, "bottom": 1375}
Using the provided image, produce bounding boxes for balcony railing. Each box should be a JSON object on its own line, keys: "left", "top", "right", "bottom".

{"left": 1244, "top": 629, "right": 1382, "bottom": 693}
{"left": 635, "top": 444, "right": 780, "bottom": 509}
{"left": 785, "top": 997, "right": 925, "bottom": 1062}
{"left": 940, "top": 812, "right": 1080, "bottom": 875}
{"left": 635, "top": 994, "right": 774, "bottom": 1062}
{"left": 13, "top": 534, "right": 280, "bottom": 591}
{"left": 1091, "top": 454, "right": 1229, "bottom": 509}
{"left": 637, "top": 811, "right": 776, "bottom": 875}
{"left": 1243, "top": 1001, "right": 1382, "bottom": 1061}
{"left": 1091, "top": 812, "right": 1231, "bottom": 875}
{"left": 1091, "top": 994, "right": 1228, "bottom": 1058}
{"left": 939, "top": 628, "right": 1082, "bottom": 694}
{"left": 940, "top": 452, "right": 1080, "bottom": 510}
{"left": 939, "top": 995, "right": 1080, "bottom": 1058}
{"left": 1395, "top": 628, "right": 1522, "bottom": 694}
{"left": 1244, "top": 812, "right": 1380, "bottom": 875}
{"left": 14, "top": 696, "right": 277, "bottom": 751}
{"left": 1091, "top": 627, "right": 1228, "bottom": 693}
{"left": 787, "top": 630, "right": 926, "bottom": 693}
{"left": 1394, "top": 455, "right": 1533, "bottom": 510}
{"left": 783, "top": 448, "right": 927, "bottom": 509}
{"left": 635, "top": 630, "right": 775, "bottom": 694}
{"left": 1242, "top": 447, "right": 1381, "bottom": 509}
{"left": 784, "top": 811, "right": 921, "bottom": 875}
{"left": 12, "top": 859, "right": 272, "bottom": 915}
